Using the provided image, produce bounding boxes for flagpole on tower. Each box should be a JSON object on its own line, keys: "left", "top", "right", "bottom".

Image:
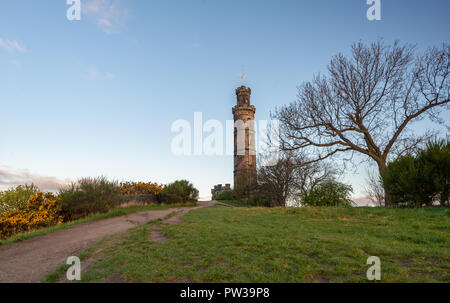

{"left": 241, "top": 66, "right": 247, "bottom": 86}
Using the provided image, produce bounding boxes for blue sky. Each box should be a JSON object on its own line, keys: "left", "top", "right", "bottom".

{"left": 0, "top": 0, "right": 449, "bottom": 200}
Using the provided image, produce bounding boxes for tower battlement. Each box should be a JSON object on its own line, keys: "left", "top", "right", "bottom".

{"left": 235, "top": 86, "right": 252, "bottom": 107}
{"left": 236, "top": 85, "right": 251, "bottom": 96}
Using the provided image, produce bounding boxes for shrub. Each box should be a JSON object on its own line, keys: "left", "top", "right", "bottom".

{"left": 159, "top": 180, "right": 199, "bottom": 204}
{"left": 300, "top": 180, "right": 353, "bottom": 207}
{"left": 416, "top": 140, "right": 450, "bottom": 206}
{"left": 120, "top": 182, "right": 163, "bottom": 196}
{"left": 247, "top": 193, "right": 272, "bottom": 207}
{"left": 59, "top": 177, "right": 123, "bottom": 221}
{"left": 382, "top": 155, "right": 423, "bottom": 207}
{"left": 382, "top": 139, "right": 450, "bottom": 207}
{"left": 215, "top": 190, "right": 238, "bottom": 201}
{"left": 120, "top": 181, "right": 163, "bottom": 205}
{"left": 0, "top": 184, "right": 40, "bottom": 214}
{"left": 0, "top": 192, "right": 63, "bottom": 239}
{"left": 215, "top": 190, "right": 270, "bottom": 207}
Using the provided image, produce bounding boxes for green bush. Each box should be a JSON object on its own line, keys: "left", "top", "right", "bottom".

{"left": 215, "top": 190, "right": 237, "bottom": 201}
{"left": 159, "top": 180, "right": 199, "bottom": 204}
{"left": 247, "top": 194, "right": 272, "bottom": 207}
{"left": 300, "top": 180, "right": 353, "bottom": 207}
{"left": 382, "top": 139, "right": 450, "bottom": 207}
{"left": 0, "top": 184, "right": 40, "bottom": 213}
{"left": 58, "top": 177, "right": 123, "bottom": 221}
{"left": 417, "top": 140, "right": 450, "bottom": 206}
{"left": 382, "top": 155, "right": 423, "bottom": 207}
{"left": 215, "top": 190, "right": 271, "bottom": 207}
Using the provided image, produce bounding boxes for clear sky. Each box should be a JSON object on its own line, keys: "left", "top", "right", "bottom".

{"left": 0, "top": 0, "right": 449, "bottom": 201}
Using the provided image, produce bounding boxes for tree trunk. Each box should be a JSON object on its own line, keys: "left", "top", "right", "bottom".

{"left": 377, "top": 160, "right": 392, "bottom": 207}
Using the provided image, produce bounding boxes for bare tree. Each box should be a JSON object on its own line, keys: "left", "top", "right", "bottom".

{"left": 275, "top": 40, "right": 449, "bottom": 206}
{"left": 364, "top": 169, "right": 385, "bottom": 207}
{"left": 257, "top": 151, "right": 336, "bottom": 207}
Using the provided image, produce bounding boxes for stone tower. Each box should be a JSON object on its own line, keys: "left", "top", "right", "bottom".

{"left": 233, "top": 86, "right": 257, "bottom": 189}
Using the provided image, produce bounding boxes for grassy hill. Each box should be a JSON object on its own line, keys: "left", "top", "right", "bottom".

{"left": 56, "top": 205, "right": 449, "bottom": 283}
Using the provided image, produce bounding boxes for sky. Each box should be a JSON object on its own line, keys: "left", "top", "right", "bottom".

{"left": 0, "top": 0, "right": 449, "bottom": 202}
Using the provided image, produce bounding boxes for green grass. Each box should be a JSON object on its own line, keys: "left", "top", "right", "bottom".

{"left": 216, "top": 200, "right": 253, "bottom": 207}
{"left": 56, "top": 206, "right": 450, "bottom": 283}
{"left": 0, "top": 203, "right": 195, "bottom": 246}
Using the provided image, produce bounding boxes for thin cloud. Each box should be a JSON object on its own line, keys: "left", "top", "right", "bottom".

{"left": 83, "top": 0, "right": 129, "bottom": 34}
{"left": 10, "top": 60, "right": 21, "bottom": 67}
{"left": 84, "top": 66, "right": 115, "bottom": 80}
{"left": 0, "top": 168, "right": 70, "bottom": 191}
{"left": 186, "top": 42, "right": 202, "bottom": 50}
{"left": 86, "top": 66, "right": 101, "bottom": 80}
{"left": 105, "top": 72, "right": 116, "bottom": 79}
{"left": 0, "top": 38, "right": 26, "bottom": 53}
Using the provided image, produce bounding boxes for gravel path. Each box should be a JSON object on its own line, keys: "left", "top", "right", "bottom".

{"left": 0, "top": 201, "right": 217, "bottom": 283}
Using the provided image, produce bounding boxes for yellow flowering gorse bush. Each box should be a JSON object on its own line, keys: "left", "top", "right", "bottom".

{"left": 0, "top": 192, "right": 63, "bottom": 239}
{"left": 120, "top": 182, "right": 163, "bottom": 196}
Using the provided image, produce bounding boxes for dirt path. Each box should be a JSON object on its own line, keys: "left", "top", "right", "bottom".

{"left": 0, "top": 201, "right": 217, "bottom": 283}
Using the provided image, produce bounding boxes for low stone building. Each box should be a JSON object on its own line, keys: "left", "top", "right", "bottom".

{"left": 211, "top": 184, "right": 231, "bottom": 199}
